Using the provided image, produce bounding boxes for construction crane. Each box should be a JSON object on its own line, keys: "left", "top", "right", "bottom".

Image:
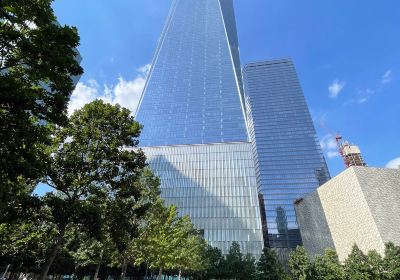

{"left": 335, "top": 135, "right": 367, "bottom": 168}
{"left": 318, "top": 118, "right": 367, "bottom": 169}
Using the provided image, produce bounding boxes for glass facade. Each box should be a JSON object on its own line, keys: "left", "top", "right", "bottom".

{"left": 135, "top": 0, "right": 264, "bottom": 255}
{"left": 135, "top": 0, "right": 248, "bottom": 146}
{"left": 142, "top": 142, "right": 263, "bottom": 256}
{"left": 243, "top": 59, "right": 330, "bottom": 261}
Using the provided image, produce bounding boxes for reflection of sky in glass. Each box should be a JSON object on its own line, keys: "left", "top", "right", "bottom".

{"left": 243, "top": 59, "right": 330, "bottom": 252}
{"left": 136, "top": 0, "right": 247, "bottom": 146}
{"left": 134, "top": 0, "right": 263, "bottom": 256}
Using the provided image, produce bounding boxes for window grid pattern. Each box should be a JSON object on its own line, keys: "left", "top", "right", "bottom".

{"left": 136, "top": 0, "right": 248, "bottom": 146}
{"left": 243, "top": 59, "right": 330, "bottom": 258}
{"left": 142, "top": 142, "right": 264, "bottom": 256}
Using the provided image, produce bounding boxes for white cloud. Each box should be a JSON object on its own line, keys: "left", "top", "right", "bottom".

{"left": 381, "top": 70, "right": 392, "bottom": 84}
{"left": 68, "top": 82, "right": 98, "bottom": 116}
{"left": 68, "top": 64, "right": 150, "bottom": 116}
{"left": 327, "top": 151, "right": 339, "bottom": 158}
{"left": 112, "top": 75, "right": 147, "bottom": 115}
{"left": 138, "top": 64, "right": 151, "bottom": 75}
{"left": 356, "top": 88, "right": 374, "bottom": 104}
{"left": 343, "top": 88, "right": 375, "bottom": 106}
{"left": 328, "top": 79, "right": 346, "bottom": 99}
{"left": 342, "top": 70, "right": 391, "bottom": 106}
{"left": 357, "top": 98, "right": 367, "bottom": 104}
{"left": 386, "top": 157, "right": 400, "bottom": 169}
{"left": 320, "top": 134, "right": 339, "bottom": 158}
{"left": 320, "top": 134, "right": 337, "bottom": 150}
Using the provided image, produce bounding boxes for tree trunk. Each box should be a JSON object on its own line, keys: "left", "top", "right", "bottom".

{"left": 157, "top": 268, "right": 163, "bottom": 280}
{"left": 178, "top": 270, "right": 181, "bottom": 280}
{"left": 39, "top": 226, "right": 66, "bottom": 280}
{"left": 120, "top": 257, "right": 128, "bottom": 280}
{"left": 93, "top": 249, "right": 104, "bottom": 280}
{"left": 1, "top": 264, "right": 10, "bottom": 279}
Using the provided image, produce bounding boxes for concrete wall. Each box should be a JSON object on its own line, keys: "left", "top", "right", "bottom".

{"left": 295, "top": 167, "right": 400, "bottom": 261}
{"left": 355, "top": 167, "right": 400, "bottom": 247}
{"left": 295, "top": 191, "right": 334, "bottom": 259}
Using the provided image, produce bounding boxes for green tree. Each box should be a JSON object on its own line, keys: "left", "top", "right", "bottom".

{"left": 343, "top": 245, "right": 373, "bottom": 280}
{"left": 37, "top": 100, "right": 148, "bottom": 280}
{"left": 202, "top": 245, "right": 225, "bottom": 279}
{"left": 366, "top": 250, "right": 385, "bottom": 280}
{"left": 0, "top": 209, "right": 79, "bottom": 275}
{"left": 135, "top": 203, "right": 206, "bottom": 280}
{"left": 223, "top": 242, "right": 257, "bottom": 280}
{"left": 256, "top": 247, "right": 286, "bottom": 280}
{"left": 242, "top": 254, "right": 257, "bottom": 280}
{"left": 225, "top": 242, "right": 243, "bottom": 279}
{"left": 288, "top": 246, "right": 312, "bottom": 280}
{"left": 0, "top": 219, "right": 53, "bottom": 272}
{"left": 0, "top": 0, "right": 83, "bottom": 208}
{"left": 105, "top": 167, "right": 160, "bottom": 279}
{"left": 135, "top": 203, "right": 179, "bottom": 278}
{"left": 172, "top": 218, "right": 207, "bottom": 279}
{"left": 383, "top": 242, "right": 400, "bottom": 280}
{"left": 66, "top": 228, "right": 115, "bottom": 280}
{"left": 312, "top": 249, "right": 343, "bottom": 280}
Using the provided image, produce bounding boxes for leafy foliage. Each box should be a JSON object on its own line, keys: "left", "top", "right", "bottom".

{"left": 0, "top": 0, "right": 83, "bottom": 208}
{"left": 312, "top": 249, "right": 343, "bottom": 280}
{"left": 343, "top": 245, "right": 373, "bottom": 280}
{"left": 135, "top": 203, "right": 207, "bottom": 277}
{"left": 37, "top": 100, "right": 150, "bottom": 279}
{"left": 256, "top": 247, "right": 287, "bottom": 280}
{"left": 384, "top": 242, "right": 400, "bottom": 280}
{"left": 288, "top": 246, "right": 312, "bottom": 280}
{"left": 202, "top": 246, "right": 225, "bottom": 279}
{"left": 285, "top": 244, "right": 400, "bottom": 280}
{"left": 222, "top": 242, "right": 257, "bottom": 280}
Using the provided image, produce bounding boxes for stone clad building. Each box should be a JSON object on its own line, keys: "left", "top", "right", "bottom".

{"left": 295, "top": 166, "right": 400, "bottom": 261}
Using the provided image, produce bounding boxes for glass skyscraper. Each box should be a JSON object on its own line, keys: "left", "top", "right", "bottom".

{"left": 243, "top": 58, "right": 330, "bottom": 261}
{"left": 135, "top": 0, "right": 248, "bottom": 146}
{"left": 141, "top": 143, "right": 263, "bottom": 255}
{"left": 135, "top": 0, "right": 264, "bottom": 256}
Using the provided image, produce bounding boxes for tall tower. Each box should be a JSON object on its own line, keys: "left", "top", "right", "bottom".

{"left": 136, "top": 0, "right": 248, "bottom": 146}
{"left": 243, "top": 59, "right": 331, "bottom": 262}
{"left": 136, "top": 0, "right": 263, "bottom": 255}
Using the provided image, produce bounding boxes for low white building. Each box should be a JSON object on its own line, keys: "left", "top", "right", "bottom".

{"left": 295, "top": 166, "right": 400, "bottom": 261}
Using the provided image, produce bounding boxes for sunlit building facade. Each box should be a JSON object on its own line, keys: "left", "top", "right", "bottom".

{"left": 135, "top": 0, "right": 264, "bottom": 256}
{"left": 142, "top": 143, "right": 263, "bottom": 255}
{"left": 135, "top": 0, "right": 247, "bottom": 146}
{"left": 243, "top": 59, "right": 330, "bottom": 261}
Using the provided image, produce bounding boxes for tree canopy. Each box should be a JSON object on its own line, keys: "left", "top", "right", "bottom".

{"left": 0, "top": 0, "right": 83, "bottom": 209}
{"left": 256, "top": 247, "right": 286, "bottom": 280}
{"left": 134, "top": 203, "right": 207, "bottom": 279}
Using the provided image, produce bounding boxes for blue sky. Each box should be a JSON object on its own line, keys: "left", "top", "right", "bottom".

{"left": 40, "top": 0, "right": 399, "bottom": 195}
